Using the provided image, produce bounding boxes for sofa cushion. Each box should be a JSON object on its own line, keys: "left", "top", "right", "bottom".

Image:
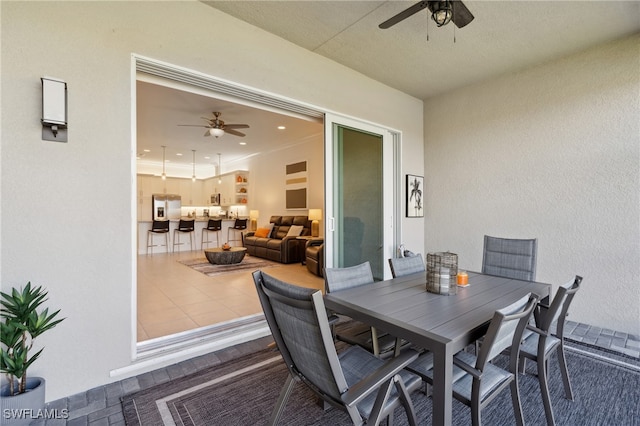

{"left": 255, "top": 227, "right": 271, "bottom": 238}
{"left": 286, "top": 225, "right": 304, "bottom": 237}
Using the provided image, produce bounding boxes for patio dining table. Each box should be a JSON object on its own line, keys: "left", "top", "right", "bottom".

{"left": 323, "top": 271, "right": 551, "bottom": 426}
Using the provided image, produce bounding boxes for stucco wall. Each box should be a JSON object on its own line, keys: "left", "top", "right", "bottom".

{"left": 424, "top": 35, "right": 640, "bottom": 335}
{"left": 1, "top": 1, "right": 423, "bottom": 400}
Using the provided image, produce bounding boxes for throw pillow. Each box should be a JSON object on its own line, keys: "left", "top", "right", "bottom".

{"left": 254, "top": 227, "right": 271, "bottom": 238}
{"left": 286, "top": 225, "right": 304, "bottom": 237}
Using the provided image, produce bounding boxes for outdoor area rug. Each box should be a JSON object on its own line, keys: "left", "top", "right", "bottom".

{"left": 178, "top": 255, "right": 278, "bottom": 277}
{"left": 122, "top": 340, "right": 640, "bottom": 426}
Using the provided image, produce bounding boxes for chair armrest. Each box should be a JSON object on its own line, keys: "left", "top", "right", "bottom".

{"left": 342, "top": 349, "right": 419, "bottom": 406}
{"left": 453, "top": 356, "right": 482, "bottom": 380}
{"left": 306, "top": 238, "right": 324, "bottom": 248}
{"left": 525, "top": 323, "right": 548, "bottom": 337}
{"left": 245, "top": 231, "right": 255, "bottom": 238}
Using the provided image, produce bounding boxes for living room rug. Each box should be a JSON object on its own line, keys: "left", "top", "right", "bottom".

{"left": 121, "top": 340, "right": 640, "bottom": 426}
{"left": 178, "top": 255, "right": 279, "bottom": 277}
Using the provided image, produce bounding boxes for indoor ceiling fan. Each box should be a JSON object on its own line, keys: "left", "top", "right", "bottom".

{"left": 178, "top": 111, "right": 250, "bottom": 138}
{"left": 379, "top": 0, "right": 474, "bottom": 29}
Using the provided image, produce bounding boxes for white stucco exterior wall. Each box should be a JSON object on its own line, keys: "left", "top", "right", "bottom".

{"left": 1, "top": 1, "right": 423, "bottom": 400}
{"left": 424, "top": 35, "right": 640, "bottom": 335}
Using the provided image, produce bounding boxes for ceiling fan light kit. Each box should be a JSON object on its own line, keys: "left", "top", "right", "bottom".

{"left": 379, "top": 0, "right": 473, "bottom": 30}
{"left": 209, "top": 128, "right": 225, "bottom": 138}
{"left": 431, "top": 1, "right": 453, "bottom": 27}
{"left": 178, "top": 111, "right": 250, "bottom": 139}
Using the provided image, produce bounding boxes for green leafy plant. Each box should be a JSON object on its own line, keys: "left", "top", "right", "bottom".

{"left": 0, "top": 282, "right": 64, "bottom": 396}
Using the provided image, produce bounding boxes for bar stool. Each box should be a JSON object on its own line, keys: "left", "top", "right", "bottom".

{"left": 146, "top": 220, "right": 170, "bottom": 254}
{"left": 172, "top": 219, "right": 195, "bottom": 252}
{"left": 201, "top": 219, "right": 222, "bottom": 249}
{"left": 227, "top": 218, "right": 248, "bottom": 247}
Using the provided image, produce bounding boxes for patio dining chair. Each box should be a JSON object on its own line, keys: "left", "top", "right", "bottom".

{"left": 518, "top": 275, "right": 583, "bottom": 426}
{"left": 389, "top": 254, "right": 425, "bottom": 278}
{"left": 325, "top": 262, "right": 404, "bottom": 358}
{"left": 482, "top": 235, "right": 538, "bottom": 281}
{"left": 253, "top": 270, "right": 421, "bottom": 426}
{"left": 406, "top": 293, "right": 540, "bottom": 426}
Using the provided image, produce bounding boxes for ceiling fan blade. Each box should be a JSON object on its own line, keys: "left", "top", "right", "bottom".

{"left": 224, "top": 128, "right": 245, "bottom": 137}
{"left": 451, "top": 0, "right": 474, "bottom": 28}
{"left": 379, "top": 1, "right": 429, "bottom": 29}
{"left": 178, "top": 124, "right": 209, "bottom": 128}
{"left": 223, "top": 124, "right": 250, "bottom": 129}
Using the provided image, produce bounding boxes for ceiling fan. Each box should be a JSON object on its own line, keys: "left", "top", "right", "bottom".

{"left": 379, "top": 0, "right": 474, "bottom": 29}
{"left": 178, "top": 111, "right": 250, "bottom": 138}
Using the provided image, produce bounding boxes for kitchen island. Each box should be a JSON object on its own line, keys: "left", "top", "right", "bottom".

{"left": 137, "top": 218, "right": 247, "bottom": 254}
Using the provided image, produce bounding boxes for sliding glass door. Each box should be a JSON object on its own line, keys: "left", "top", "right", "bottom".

{"left": 325, "top": 114, "right": 395, "bottom": 280}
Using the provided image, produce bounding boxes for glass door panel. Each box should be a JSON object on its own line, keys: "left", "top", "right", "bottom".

{"left": 325, "top": 115, "right": 394, "bottom": 280}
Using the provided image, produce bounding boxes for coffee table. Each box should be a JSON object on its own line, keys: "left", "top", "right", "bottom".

{"left": 204, "top": 247, "right": 247, "bottom": 265}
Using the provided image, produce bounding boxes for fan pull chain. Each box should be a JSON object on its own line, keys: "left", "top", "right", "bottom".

{"left": 426, "top": 14, "right": 430, "bottom": 42}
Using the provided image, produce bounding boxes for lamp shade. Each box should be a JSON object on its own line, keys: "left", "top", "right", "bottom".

{"left": 308, "top": 209, "right": 322, "bottom": 221}
{"left": 249, "top": 210, "right": 259, "bottom": 219}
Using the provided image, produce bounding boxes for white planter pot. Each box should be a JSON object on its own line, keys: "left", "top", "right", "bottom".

{"left": 0, "top": 377, "right": 46, "bottom": 425}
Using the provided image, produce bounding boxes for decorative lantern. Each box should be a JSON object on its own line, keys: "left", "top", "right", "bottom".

{"left": 426, "top": 252, "right": 458, "bottom": 295}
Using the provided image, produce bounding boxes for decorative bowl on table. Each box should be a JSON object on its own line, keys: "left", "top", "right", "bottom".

{"left": 222, "top": 243, "right": 231, "bottom": 251}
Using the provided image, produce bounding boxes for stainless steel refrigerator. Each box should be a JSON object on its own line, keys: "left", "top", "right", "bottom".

{"left": 152, "top": 194, "right": 181, "bottom": 220}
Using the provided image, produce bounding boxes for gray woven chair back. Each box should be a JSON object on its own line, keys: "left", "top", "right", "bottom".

{"left": 324, "top": 261, "right": 374, "bottom": 293}
{"left": 482, "top": 235, "right": 538, "bottom": 281}
{"left": 478, "top": 293, "right": 539, "bottom": 367}
{"left": 253, "top": 270, "right": 346, "bottom": 402}
{"left": 389, "top": 254, "right": 425, "bottom": 278}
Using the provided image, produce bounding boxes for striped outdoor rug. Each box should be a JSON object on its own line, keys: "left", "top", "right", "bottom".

{"left": 121, "top": 338, "right": 640, "bottom": 425}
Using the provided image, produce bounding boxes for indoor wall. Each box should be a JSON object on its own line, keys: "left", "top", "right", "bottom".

{"left": 423, "top": 35, "right": 640, "bottom": 335}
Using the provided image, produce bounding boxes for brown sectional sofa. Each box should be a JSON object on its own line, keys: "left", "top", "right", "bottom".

{"left": 243, "top": 215, "right": 311, "bottom": 263}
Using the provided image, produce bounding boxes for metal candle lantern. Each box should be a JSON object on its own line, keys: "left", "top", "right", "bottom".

{"left": 426, "top": 252, "right": 458, "bottom": 295}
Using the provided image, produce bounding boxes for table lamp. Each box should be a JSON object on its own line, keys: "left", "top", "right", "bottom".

{"left": 308, "top": 209, "right": 322, "bottom": 237}
{"left": 249, "top": 210, "right": 259, "bottom": 232}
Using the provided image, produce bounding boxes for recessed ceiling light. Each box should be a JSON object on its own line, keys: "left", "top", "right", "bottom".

{"left": 239, "top": 142, "right": 247, "bottom": 146}
{"left": 277, "top": 126, "right": 286, "bottom": 130}
{"left": 143, "top": 149, "right": 150, "bottom": 153}
{"left": 204, "top": 156, "right": 210, "bottom": 160}
{"left": 176, "top": 153, "right": 183, "bottom": 156}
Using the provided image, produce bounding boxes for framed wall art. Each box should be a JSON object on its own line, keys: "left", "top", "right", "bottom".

{"left": 406, "top": 174, "right": 424, "bottom": 218}
{"left": 285, "top": 161, "right": 308, "bottom": 209}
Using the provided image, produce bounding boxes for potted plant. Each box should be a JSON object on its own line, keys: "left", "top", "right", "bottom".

{"left": 1, "top": 282, "right": 64, "bottom": 425}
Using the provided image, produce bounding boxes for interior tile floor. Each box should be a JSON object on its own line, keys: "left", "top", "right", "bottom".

{"left": 137, "top": 250, "right": 324, "bottom": 342}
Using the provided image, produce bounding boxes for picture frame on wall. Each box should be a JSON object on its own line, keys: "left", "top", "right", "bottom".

{"left": 406, "top": 174, "right": 424, "bottom": 218}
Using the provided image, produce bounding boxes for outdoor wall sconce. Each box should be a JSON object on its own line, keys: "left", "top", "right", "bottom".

{"left": 41, "top": 76, "right": 67, "bottom": 142}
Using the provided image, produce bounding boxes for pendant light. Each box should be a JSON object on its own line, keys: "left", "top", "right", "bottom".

{"left": 161, "top": 145, "right": 167, "bottom": 180}
{"left": 191, "top": 150, "right": 196, "bottom": 182}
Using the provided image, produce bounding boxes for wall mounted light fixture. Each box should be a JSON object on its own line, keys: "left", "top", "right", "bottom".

{"left": 41, "top": 76, "right": 68, "bottom": 142}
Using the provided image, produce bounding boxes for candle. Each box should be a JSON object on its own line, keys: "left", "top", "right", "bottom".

{"left": 457, "top": 271, "right": 469, "bottom": 286}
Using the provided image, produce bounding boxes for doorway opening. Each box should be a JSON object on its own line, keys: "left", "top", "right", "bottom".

{"left": 132, "top": 55, "right": 401, "bottom": 361}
